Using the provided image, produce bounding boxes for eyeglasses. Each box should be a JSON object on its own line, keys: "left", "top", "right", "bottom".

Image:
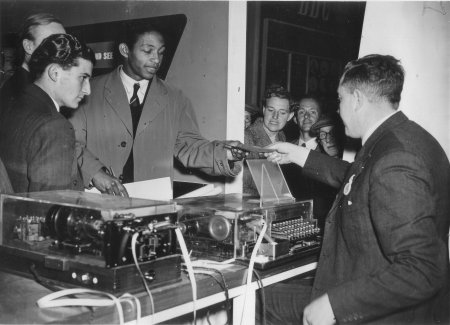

{"left": 318, "top": 131, "right": 335, "bottom": 143}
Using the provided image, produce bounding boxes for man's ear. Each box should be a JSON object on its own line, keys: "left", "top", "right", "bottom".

{"left": 22, "top": 39, "right": 34, "bottom": 56}
{"left": 353, "top": 88, "right": 365, "bottom": 112}
{"left": 47, "top": 64, "right": 59, "bottom": 82}
{"left": 118, "top": 43, "right": 129, "bottom": 58}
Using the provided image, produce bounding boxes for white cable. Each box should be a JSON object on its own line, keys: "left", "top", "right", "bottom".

{"left": 131, "top": 231, "right": 154, "bottom": 325}
{"left": 120, "top": 293, "right": 141, "bottom": 325}
{"left": 175, "top": 227, "right": 197, "bottom": 324}
{"left": 37, "top": 288, "right": 125, "bottom": 325}
{"left": 240, "top": 220, "right": 268, "bottom": 325}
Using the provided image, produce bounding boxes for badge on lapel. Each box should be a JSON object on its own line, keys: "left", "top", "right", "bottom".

{"left": 343, "top": 174, "right": 355, "bottom": 196}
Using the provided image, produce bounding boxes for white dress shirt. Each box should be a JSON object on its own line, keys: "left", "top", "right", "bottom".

{"left": 298, "top": 137, "right": 318, "bottom": 150}
{"left": 119, "top": 66, "right": 149, "bottom": 104}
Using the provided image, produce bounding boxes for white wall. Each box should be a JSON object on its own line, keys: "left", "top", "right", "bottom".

{"left": 359, "top": 1, "right": 450, "bottom": 158}
{"left": 225, "top": 1, "right": 247, "bottom": 194}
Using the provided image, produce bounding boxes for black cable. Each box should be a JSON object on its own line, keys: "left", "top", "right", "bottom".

{"left": 253, "top": 269, "right": 266, "bottom": 325}
{"left": 117, "top": 231, "right": 131, "bottom": 265}
{"left": 206, "top": 309, "right": 212, "bottom": 325}
{"left": 29, "top": 263, "right": 63, "bottom": 292}
{"left": 183, "top": 265, "right": 232, "bottom": 325}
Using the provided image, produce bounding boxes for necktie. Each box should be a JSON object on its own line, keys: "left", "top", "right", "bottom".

{"left": 301, "top": 143, "right": 306, "bottom": 147}
{"left": 123, "top": 83, "right": 142, "bottom": 184}
{"left": 130, "top": 83, "right": 140, "bottom": 105}
{"left": 129, "top": 83, "right": 142, "bottom": 136}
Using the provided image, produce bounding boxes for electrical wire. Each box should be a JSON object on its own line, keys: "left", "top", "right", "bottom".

{"left": 175, "top": 227, "right": 197, "bottom": 325}
{"left": 234, "top": 260, "right": 266, "bottom": 325}
{"left": 240, "top": 220, "right": 268, "bottom": 325}
{"left": 189, "top": 266, "right": 232, "bottom": 325}
{"left": 29, "top": 263, "right": 65, "bottom": 292}
{"left": 131, "top": 231, "right": 155, "bottom": 324}
{"left": 37, "top": 289, "right": 142, "bottom": 325}
{"left": 120, "top": 293, "right": 141, "bottom": 325}
{"left": 36, "top": 288, "right": 125, "bottom": 325}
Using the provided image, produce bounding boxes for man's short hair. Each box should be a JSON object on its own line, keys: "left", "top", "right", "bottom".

{"left": 340, "top": 54, "right": 404, "bottom": 107}
{"left": 29, "top": 33, "right": 95, "bottom": 81}
{"left": 121, "top": 23, "right": 165, "bottom": 50}
{"left": 17, "top": 13, "right": 63, "bottom": 64}
{"left": 262, "top": 85, "right": 293, "bottom": 111}
{"left": 291, "top": 93, "right": 323, "bottom": 116}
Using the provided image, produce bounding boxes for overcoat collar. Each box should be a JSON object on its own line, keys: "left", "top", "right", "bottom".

{"left": 104, "top": 68, "right": 168, "bottom": 137}
{"left": 249, "top": 117, "right": 286, "bottom": 143}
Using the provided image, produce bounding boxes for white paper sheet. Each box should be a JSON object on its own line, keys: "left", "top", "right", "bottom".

{"left": 85, "top": 177, "right": 173, "bottom": 201}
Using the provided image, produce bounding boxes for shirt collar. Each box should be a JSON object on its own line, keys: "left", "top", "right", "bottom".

{"left": 362, "top": 110, "right": 399, "bottom": 145}
{"left": 299, "top": 137, "right": 318, "bottom": 150}
{"left": 119, "top": 66, "right": 150, "bottom": 103}
{"left": 49, "top": 95, "right": 60, "bottom": 112}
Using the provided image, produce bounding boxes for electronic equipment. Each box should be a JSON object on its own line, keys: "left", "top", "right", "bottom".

{"left": 0, "top": 190, "right": 181, "bottom": 294}
{"left": 176, "top": 194, "right": 321, "bottom": 269}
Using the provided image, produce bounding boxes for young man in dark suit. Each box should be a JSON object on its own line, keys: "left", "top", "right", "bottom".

{"left": 0, "top": 34, "right": 95, "bottom": 193}
{"left": 265, "top": 54, "right": 450, "bottom": 324}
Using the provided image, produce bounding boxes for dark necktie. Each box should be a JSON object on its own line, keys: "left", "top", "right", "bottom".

{"left": 129, "top": 83, "right": 142, "bottom": 136}
{"left": 301, "top": 143, "right": 306, "bottom": 147}
{"left": 122, "top": 83, "right": 142, "bottom": 183}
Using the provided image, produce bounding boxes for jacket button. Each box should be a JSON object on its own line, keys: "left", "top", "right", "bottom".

{"left": 121, "top": 141, "right": 127, "bottom": 147}
{"left": 73, "top": 180, "right": 78, "bottom": 186}
{"left": 119, "top": 174, "right": 123, "bottom": 182}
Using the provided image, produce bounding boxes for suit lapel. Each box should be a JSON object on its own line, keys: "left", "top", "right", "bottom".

{"left": 136, "top": 77, "right": 167, "bottom": 137}
{"left": 104, "top": 69, "right": 133, "bottom": 137}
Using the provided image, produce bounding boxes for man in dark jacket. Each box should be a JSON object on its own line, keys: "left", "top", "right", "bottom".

{"left": 266, "top": 54, "right": 450, "bottom": 325}
{"left": 0, "top": 34, "right": 95, "bottom": 193}
{"left": 0, "top": 13, "right": 65, "bottom": 116}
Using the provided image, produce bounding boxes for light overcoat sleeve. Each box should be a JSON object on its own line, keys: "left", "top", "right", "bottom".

{"left": 173, "top": 90, "right": 241, "bottom": 177}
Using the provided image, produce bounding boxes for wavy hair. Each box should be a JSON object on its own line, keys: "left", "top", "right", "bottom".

{"left": 29, "top": 33, "right": 95, "bottom": 81}
{"left": 262, "top": 85, "right": 293, "bottom": 111}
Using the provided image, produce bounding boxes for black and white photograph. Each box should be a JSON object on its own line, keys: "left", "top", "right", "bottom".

{"left": 0, "top": 1, "right": 449, "bottom": 324}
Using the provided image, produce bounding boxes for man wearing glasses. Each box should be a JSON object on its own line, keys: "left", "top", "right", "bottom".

{"left": 309, "top": 113, "right": 344, "bottom": 158}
